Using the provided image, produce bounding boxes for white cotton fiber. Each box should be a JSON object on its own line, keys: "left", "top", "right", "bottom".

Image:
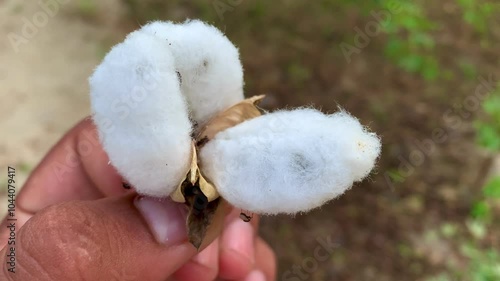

{"left": 140, "top": 20, "right": 244, "bottom": 125}
{"left": 89, "top": 30, "right": 192, "bottom": 197}
{"left": 199, "top": 109, "right": 381, "bottom": 214}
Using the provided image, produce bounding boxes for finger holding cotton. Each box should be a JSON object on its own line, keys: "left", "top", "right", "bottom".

{"left": 140, "top": 20, "right": 244, "bottom": 124}
{"left": 199, "top": 109, "right": 381, "bottom": 214}
{"left": 89, "top": 31, "right": 192, "bottom": 197}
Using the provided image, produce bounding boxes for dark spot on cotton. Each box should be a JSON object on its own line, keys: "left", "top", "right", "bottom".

{"left": 135, "top": 62, "right": 153, "bottom": 80}
{"left": 135, "top": 66, "right": 144, "bottom": 77}
{"left": 176, "top": 71, "right": 182, "bottom": 84}
{"left": 190, "top": 117, "right": 199, "bottom": 137}
{"left": 291, "top": 153, "right": 312, "bottom": 172}
{"left": 196, "top": 136, "right": 209, "bottom": 147}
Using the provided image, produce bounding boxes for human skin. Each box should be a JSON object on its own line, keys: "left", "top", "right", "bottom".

{"left": 0, "top": 118, "right": 276, "bottom": 281}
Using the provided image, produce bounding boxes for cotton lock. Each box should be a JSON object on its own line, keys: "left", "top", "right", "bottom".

{"left": 89, "top": 19, "right": 245, "bottom": 197}
{"left": 199, "top": 109, "right": 381, "bottom": 214}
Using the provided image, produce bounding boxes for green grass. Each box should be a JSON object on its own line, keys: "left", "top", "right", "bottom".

{"left": 380, "top": 0, "right": 440, "bottom": 81}
{"left": 457, "top": 0, "right": 499, "bottom": 37}
{"left": 78, "top": 0, "right": 98, "bottom": 17}
{"left": 425, "top": 220, "right": 500, "bottom": 281}
{"left": 11, "top": 3, "right": 24, "bottom": 14}
{"left": 476, "top": 87, "right": 500, "bottom": 151}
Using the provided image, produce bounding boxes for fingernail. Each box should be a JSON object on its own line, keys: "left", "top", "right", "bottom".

{"left": 193, "top": 239, "right": 219, "bottom": 267}
{"left": 223, "top": 219, "right": 255, "bottom": 264}
{"left": 245, "top": 270, "right": 266, "bottom": 281}
{"left": 134, "top": 196, "right": 188, "bottom": 246}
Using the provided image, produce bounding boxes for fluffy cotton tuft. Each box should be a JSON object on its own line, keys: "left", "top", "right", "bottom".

{"left": 140, "top": 20, "right": 244, "bottom": 124}
{"left": 89, "top": 30, "right": 192, "bottom": 197}
{"left": 199, "top": 109, "right": 381, "bottom": 214}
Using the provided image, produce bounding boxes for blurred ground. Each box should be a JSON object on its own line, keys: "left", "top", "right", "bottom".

{"left": 0, "top": 0, "right": 126, "bottom": 198}
{"left": 2, "top": 0, "right": 500, "bottom": 280}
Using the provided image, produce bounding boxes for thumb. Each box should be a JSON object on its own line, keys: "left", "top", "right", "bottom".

{"left": 1, "top": 193, "right": 226, "bottom": 281}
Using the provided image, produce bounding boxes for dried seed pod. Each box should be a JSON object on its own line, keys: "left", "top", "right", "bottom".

{"left": 171, "top": 95, "right": 265, "bottom": 203}
{"left": 170, "top": 142, "right": 219, "bottom": 203}
{"left": 167, "top": 141, "right": 222, "bottom": 249}
{"left": 196, "top": 95, "right": 265, "bottom": 146}
{"left": 170, "top": 95, "right": 265, "bottom": 248}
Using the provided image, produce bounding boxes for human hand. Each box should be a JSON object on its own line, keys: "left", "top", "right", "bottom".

{"left": 0, "top": 118, "right": 276, "bottom": 281}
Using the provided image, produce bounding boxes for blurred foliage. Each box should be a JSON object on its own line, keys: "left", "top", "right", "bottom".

{"left": 121, "top": 0, "right": 220, "bottom": 23}
{"left": 464, "top": 174, "right": 500, "bottom": 280}
{"left": 427, "top": 242, "right": 500, "bottom": 280}
{"left": 476, "top": 86, "right": 500, "bottom": 151}
{"left": 118, "top": 0, "right": 500, "bottom": 279}
{"left": 120, "top": 0, "right": 497, "bottom": 83}
{"left": 468, "top": 1, "right": 500, "bottom": 274}
{"left": 426, "top": 220, "right": 500, "bottom": 280}
{"left": 483, "top": 177, "right": 500, "bottom": 198}
{"left": 457, "top": 0, "right": 498, "bottom": 38}
{"left": 465, "top": 174, "right": 500, "bottom": 280}
{"left": 380, "top": 0, "right": 498, "bottom": 81}
{"left": 78, "top": 0, "right": 97, "bottom": 17}
{"left": 427, "top": 245, "right": 500, "bottom": 281}
{"left": 461, "top": 245, "right": 500, "bottom": 281}
{"left": 380, "top": 0, "right": 440, "bottom": 81}
{"left": 472, "top": 176, "right": 500, "bottom": 220}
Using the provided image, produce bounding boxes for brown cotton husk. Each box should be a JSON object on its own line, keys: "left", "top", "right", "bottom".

{"left": 170, "top": 143, "right": 219, "bottom": 203}
{"left": 170, "top": 95, "right": 265, "bottom": 249}
{"left": 187, "top": 198, "right": 230, "bottom": 249}
{"left": 195, "top": 95, "right": 265, "bottom": 147}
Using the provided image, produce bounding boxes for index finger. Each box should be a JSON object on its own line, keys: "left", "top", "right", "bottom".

{"left": 1, "top": 117, "right": 126, "bottom": 246}
{"left": 17, "top": 117, "right": 126, "bottom": 214}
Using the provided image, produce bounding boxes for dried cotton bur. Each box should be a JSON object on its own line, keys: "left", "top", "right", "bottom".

{"left": 89, "top": 20, "right": 381, "bottom": 249}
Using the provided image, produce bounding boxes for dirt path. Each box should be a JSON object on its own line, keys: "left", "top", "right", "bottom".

{"left": 0, "top": 0, "right": 126, "bottom": 215}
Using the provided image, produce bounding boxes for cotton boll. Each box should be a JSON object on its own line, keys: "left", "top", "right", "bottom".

{"left": 199, "top": 109, "right": 381, "bottom": 214}
{"left": 140, "top": 20, "right": 244, "bottom": 124}
{"left": 89, "top": 30, "right": 192, "bottom": 197}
